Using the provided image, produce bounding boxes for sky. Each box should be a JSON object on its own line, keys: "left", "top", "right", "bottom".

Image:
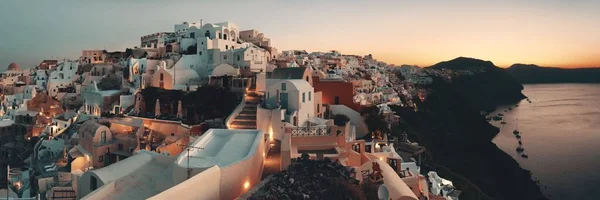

{"left": 1, "top": 0, "right": 599, "bottom": 71}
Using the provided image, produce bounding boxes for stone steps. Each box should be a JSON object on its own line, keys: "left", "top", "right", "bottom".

{"left": 234, "top": 115, "right": 256, "bottom": 121}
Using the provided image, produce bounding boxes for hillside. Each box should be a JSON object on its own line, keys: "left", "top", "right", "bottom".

{"left": 507, "top": 64, "right": 600, "bottom": 83}
{"left": 428, "top": 57, "right": 526, "bottom": 111}
{"left": 397, "top": 57, "right": 547, "bottom": 199}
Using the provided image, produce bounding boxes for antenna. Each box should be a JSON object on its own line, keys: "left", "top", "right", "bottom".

{"left": 178, "top": 132, "right": 203, "bottom": 180}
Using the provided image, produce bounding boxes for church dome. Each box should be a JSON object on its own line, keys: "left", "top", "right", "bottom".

{"left": 8, "top": 62, "right": 21, "bottom": 71}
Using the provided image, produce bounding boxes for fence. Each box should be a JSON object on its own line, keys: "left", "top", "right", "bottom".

{"left": 286, "top": 126, "right": 331, "bottom": 137}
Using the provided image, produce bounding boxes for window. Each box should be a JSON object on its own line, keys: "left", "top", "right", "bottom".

{"left": 317, "top": 104, "right": 320, "bottom": 113}
{"left": 199, "top": 51, "right": 202, "bottom": 55}
{"left": 306, "top": 76, "right": 309, "bottom": 82}
{"left": 335, "top": 96, "right": 340, "bottom": 104}
{"left": 160, "top": 73, "right": 164, "bottom": 81}
{"left": 190, "top": 32, "right": 195, "bottom": 38}
{"left": 201, "top": 42, "right": 204, "bottom": 45}
{"left": 223, "top": 55, "right": 227, "bottom": 59}
{"left": 101, "top": 131, "right": 106, "bottom": 143}
{"left": 309, "top": 91, "right": 311, "bottom": 101}
{"left": 205, "top": 31, "right": 210, "bottom": 38}
{"left": 99, "top": 155, "right": 104, "bottom": 163}
{"left": 237, "top": 55, "right": 240, "bottom": 61}
{"left": 281, "top": 83, "right": 286, "bottom": 91}
{"left": 218, "top": 33, "right": 222, "bottom": 39}
{"left": 225, "top": 45, "right": 228, "bottom": 50}
{"left": 224, "top": 34, "right": 228, "bottom": 40}
{"left": 302, "top": 93, "right": 305, "bottom": 103}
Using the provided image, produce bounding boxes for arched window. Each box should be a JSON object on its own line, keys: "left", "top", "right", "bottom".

{"left": 224, "top": 34, "right": 228, "bottom": 40}
{"left": 230, "top": 31, "right": 236, "bottom": 41}
{"left": 204, "top": 30, "right": 210, "bottom": 38}
{"left": 218, "top": 32, "right": 222, "bottom": 39}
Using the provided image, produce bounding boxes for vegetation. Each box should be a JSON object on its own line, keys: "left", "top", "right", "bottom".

{"left": 333, "top": 114, "right": 350, "bottom": 126}
{"left": 139, "top": 86, "right": 241, "bottom": 124}
{"left": 97, "top": 73, "right": 122, "bottom": 91}
{"left": 360, "top": 106, "right": 389, "bottom": 140}
{"left": 248, "top": 153, "right": 367, "bottom": 200}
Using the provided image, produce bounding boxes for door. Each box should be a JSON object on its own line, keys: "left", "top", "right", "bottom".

{"left": 223, "top": 76, "right": 230, "bottom": 89}
{"left": 334, "top": 96, "right": 340, "bottom": 104}
{"left": 280, "top": 93, "right": 288, "bottom": 110}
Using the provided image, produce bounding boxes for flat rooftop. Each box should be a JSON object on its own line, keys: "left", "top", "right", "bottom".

{"left": 176, "top": 129, "right": 261, "bottom": 168}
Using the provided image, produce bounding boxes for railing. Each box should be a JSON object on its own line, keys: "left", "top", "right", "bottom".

{"left": 286, "top": 126, "right": 331, "bottom": 137}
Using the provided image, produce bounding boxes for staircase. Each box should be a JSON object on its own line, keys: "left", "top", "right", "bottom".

{"left": 229, "top": 90, "right": 262, "bottom": 130}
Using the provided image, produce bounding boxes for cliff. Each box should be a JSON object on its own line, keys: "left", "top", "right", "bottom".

{"left": 393, "top": 57, "right": 546, "bottom": 199}
{"left": 507, "top": 64, "right": 600, "bottom": 83}
{"left": 428, "top": 57, "right": 527, "bottom": 111}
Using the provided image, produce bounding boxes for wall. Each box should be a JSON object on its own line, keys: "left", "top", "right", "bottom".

{"left": 255, "top": 72, "right": 266, "bottom": 93}
{"left": 151, "top": 67, "right": 174, "bottom": 90}
{"left": 313, "top": 76, "right": 361, "bottom": 111}
{"left": 149, "top": 166, "right": 221, "bottom": 200}
{"left": 257, "top": 105, "right": 285, "bottom": 141}
{"left": 180, "top": 38, "right": 197, "bottom": 52}
{"left": 217, "top": 131, "right": 265, "bottom": 200}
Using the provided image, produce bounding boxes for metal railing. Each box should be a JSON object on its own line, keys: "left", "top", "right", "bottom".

{"left": 286, "top": 126, "right": 331, "bottom": 137}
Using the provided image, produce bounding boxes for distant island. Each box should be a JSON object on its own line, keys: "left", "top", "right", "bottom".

{"left": 507, "top": 64, "right": 600, "bottom": 84}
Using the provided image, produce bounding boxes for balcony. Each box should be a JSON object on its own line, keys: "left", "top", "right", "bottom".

{"left": 286, "top": 126, "right": 331, "bottom": 137}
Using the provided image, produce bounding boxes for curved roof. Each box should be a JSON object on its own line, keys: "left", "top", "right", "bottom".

{"left": 164, "top": 55, "right": 200, "bottom": 85}
{"left": 86, "top": 151, "right": 155, "bottom": 185}
{"left": 8, "top": 62, "right": 20, "bottom": 71}
{"left": 212, "top": 63, "right": 239, "bottom": 77}
{"left": 79, "top": 120, "right": 104, "bottom": 138}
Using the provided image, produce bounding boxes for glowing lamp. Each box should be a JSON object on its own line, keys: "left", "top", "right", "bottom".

{"left": 244, "top": 181, "right": 250, "bottom": 190}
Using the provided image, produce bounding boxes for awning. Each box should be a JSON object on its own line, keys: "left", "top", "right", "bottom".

{"left": 308, "top": 117, "right": 328, "bottom": 125}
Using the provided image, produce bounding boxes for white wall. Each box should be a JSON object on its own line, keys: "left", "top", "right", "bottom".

{"left": 149, "top": 166, "right": 221, "bottom": 200}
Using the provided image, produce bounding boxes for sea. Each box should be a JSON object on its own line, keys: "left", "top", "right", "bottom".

{"left": 491, "top": 84, "right": 600, "bottom": 200}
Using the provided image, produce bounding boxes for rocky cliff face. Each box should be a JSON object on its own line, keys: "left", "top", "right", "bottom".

{"left": 507, "top": 64, "right": 600, "bottom": 83}
{"left": 393, "top": 57, "right": 546, "bottom": 200}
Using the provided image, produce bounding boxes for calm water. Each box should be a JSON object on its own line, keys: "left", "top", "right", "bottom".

{"left": 491, "top": 84, "right": 600, "bottom": 200}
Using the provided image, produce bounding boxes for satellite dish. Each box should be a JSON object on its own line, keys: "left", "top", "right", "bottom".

{"left": 378, "top": 184, "right": 390, "bottom": 200}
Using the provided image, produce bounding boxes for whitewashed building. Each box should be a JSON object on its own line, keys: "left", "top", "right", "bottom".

{"left": 48, "top": 61, "right": 79, "bottom": 98}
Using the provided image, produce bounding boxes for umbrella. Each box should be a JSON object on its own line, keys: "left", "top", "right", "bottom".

{"left": 177, "top": 100, "right": 183, "bottom": 119}
{"left": 155, "top": 99, "right": 161, "bottom": 117}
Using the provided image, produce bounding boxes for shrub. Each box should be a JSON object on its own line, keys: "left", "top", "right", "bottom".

{"left": 333, "top": 114, "right": 350, "bottom": 126}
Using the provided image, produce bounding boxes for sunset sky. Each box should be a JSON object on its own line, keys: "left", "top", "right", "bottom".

{"left": 1, "top": 0, "right": 599, "bottom": 70}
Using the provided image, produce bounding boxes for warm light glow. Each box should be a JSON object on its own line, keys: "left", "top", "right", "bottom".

{"left": 379, "top": 157, "right": 384, "bottom": 161}
{"left": 243, "top": 181, "right": 250, "bottom": 190}
{"left": 268, "top": 125, "right": 274, "bottom": 141}
{"left": 263, "top": 152, "right": 266, "bottom": 158}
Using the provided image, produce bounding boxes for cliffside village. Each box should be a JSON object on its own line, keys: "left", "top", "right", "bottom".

{"left": 0, "top": 21, "right": 459, "bottom": 200}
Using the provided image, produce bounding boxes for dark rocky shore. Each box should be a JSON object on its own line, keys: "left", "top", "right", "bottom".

{"left": 393, "top": 58, "right": 547, "bottom": 200}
